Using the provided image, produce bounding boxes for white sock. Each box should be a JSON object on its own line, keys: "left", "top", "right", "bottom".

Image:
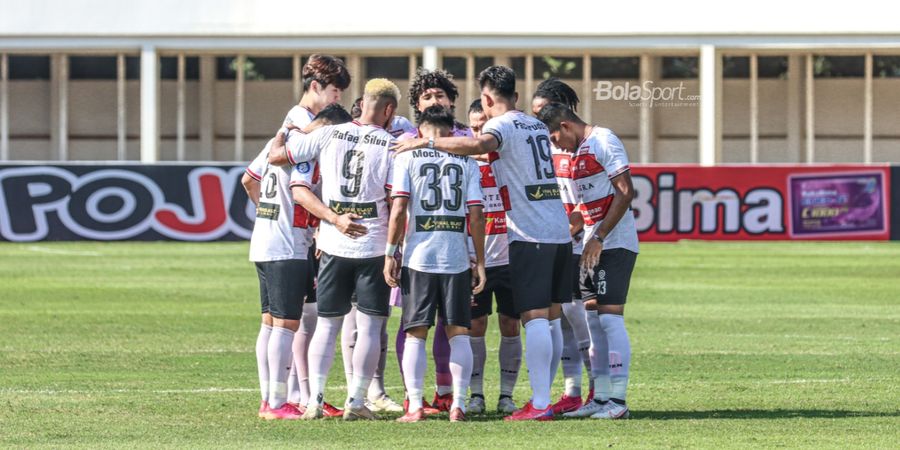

{"left": 586, "top": 311, "right": 604, "bottom": 379}
{"left": 255, "top": 324, "right": 272, "bottom": 402}
{"left": 306, "top": 315, "right": 343, "bottom": 409}
{"left": 548, "top": 318, "right": 563, "bottom": 394}
{"left": 469, "top": 336, "right": 486, "bottom": 396}
{"left": 448, "top": 335, "right": 473, "bottom": 412}
{"left": 498, "top": 335, "right": 521, "bottom": 398}
{"left": 402, "top": 335, "right": 427, "bottom": 413}
{"left": 296, "top": 302, "right": 317, "bottom": 405}
{"left": 601, "top": 314, "right": 631, "bottom": 402}
{"left": 560, "top": 315, "right": 582, "bottom": 397}
{"left": 348, "top": 312, "right": 385, "bottom": 408}
{"left": 266, "top": 326, "right": 295, "bottom": 409}
{"left": 524, "top": 318, "right": 553, "bottom": 410}
{"left": 563, "top": 300, "right": 593, "bottom": 377}
{"left": 340, "top": 306, "right": 357, "bottom": 388}
{"left": 287, "top": 364, "right": 300, "bottom": 404}
{"left": 367, "top": 318, "right": 389, "bottom": 401}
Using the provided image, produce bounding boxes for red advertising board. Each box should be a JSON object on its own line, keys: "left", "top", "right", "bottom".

{"left": 630, "top": 164, "right": 891, "bottom": 241}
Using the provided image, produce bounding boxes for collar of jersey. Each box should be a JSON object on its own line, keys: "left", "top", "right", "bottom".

{"left": 351, "top": 120, "right": 385, "bottom": 130}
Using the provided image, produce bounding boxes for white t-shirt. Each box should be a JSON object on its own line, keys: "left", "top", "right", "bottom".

{"left": 284, "top": 105, "right": 316, "bottom": 128}
{"left": 288, "top": 159, "right": 321, "bottom": 248}
{"left": 553, "top": 147, "right": 583, "bottom": 255}
{"left": 392, "top": 148, "right": 483, "bottom": 274}
{"left": 389, "top": 115, "right": 417, "bottom": 138}
{"left": 572, "top": 127, "right": 639, "bottom": 253}
{"left": 247, "top": 144, "right": 309, "bottom": 262}
{"left": 481, "top": 110, "right": 570, "bottom": 244}
{"left": 284, "top": 121, "right": 394, "bottom": 259}
{"left": 470, "top": 153, "right": 510, "bottom": 267}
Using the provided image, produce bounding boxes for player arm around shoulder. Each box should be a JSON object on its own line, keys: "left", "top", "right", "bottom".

{"left": 391, "top": 129, "right": 498, "bottom": 156}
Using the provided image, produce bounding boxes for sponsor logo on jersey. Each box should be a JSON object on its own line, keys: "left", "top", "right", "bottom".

{"left": 256, "top": 202, "right": 280, "bottom": 220}
{"left": 415, "top": 215, "right": 465, "bottom": 233}
{"left": 484, "top": 212, "right": 507, "bottom": 235}
{"left": 580, "top": 194, "right": 614, "bottom": 224}
{"left": 329, "top": 200, "right": 377, "bottom": 218}
{"left": 525, "top": 183, "right": 561, "bottom": 201}
{"left": 573, "top": 153, "right": 606, "bottom": 179}
{"left": 295, "top": 162, "right": 311, "bottom": 174}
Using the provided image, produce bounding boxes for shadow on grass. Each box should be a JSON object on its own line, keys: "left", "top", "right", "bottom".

{"left": 370, "top": 409, "right": 899, "bottom": 422}
{"left": 631, "top": 409, "right": 899, "bottom": 420}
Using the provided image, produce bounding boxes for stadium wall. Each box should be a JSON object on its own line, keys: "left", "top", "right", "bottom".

{"left": 0, "top": 164, "right": 893, "bottom": 242}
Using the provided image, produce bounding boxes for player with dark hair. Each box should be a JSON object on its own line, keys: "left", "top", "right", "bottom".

{"left": 532, "top": 79, "right": 596, "bottom": 415}
{"left": 464, "top": 98, "right": 522, "bottom": 414}
{"left": 385, "top": 105, "right": 486, "bottom": 423}
{"left": 393, "top": 67, "right": 474, "bottom": 412}
{"left": 393, "top": 66, "right": 574, "bottom": 421}
{"left": 536, "top": 102, "right": 639, "bottom": 420}
{"left": 242, "top": 55, "right": 350, "bottom": 420}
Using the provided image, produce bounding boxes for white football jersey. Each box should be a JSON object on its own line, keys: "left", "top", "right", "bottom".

{"left": 469, "top": 153, "right": 511, "bottom": 267}
{"left": 392, "top": 148, "right": 483, "bottom": 274}
{"left": 572, "top": 127, "right": 639, "bottom": 253}
{"left": 289, "top": 159, "right": 321, "bottom": 248}
{"left": 482, "top": 110, "right": 570, "bottom": 244}
{"left": 247, "top": 144, "right": 309, "bottom": 262}
{"left": 285, "top": 121, "right": 395, "bottom": 259}
{"left": 283, "top": 105, "right": 316, "bottom": 129}
{"left": 552, "top": 146, "right": 584, "bottom": 255}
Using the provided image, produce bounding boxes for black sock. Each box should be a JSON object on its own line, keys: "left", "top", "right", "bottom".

{"left": 610, "top": 398, "right": 626, "bottom": 406}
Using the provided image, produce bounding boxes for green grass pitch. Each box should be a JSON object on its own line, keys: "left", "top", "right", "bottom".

{"left": 1, "top": 241, "right": 898, "bottom": 448}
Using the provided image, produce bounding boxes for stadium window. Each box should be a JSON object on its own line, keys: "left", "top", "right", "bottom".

{"left": 475, "top": 57, "right": 494, "bottom": 75}
{"left": 814, "top": 56, "right": 864, "bottom": 78}
{"left": 8, "top": 55, "right": 50, "bottom": 80}
{"left": 364, "top": 56, "right": 409, "bottom": 79}
{"left": 723, "top": 56, "right": 788, "bottom": 79}
{"left": 160, "top": 56, "right": 200, "bottom": 80}
{"left": 662, "top": 57, "right": 698, "bottom": 79}
{"left": 591, "top": 57, "right": 640, "bottom": 79}
{"left": 534, "top": 56, "right": 582, "bottom": 80}
{"left": 216, "top": 56, "right": 283, "bottom": 81}
{"left": 873, "top": 55, "right": 900, "bottom": 77}
{"left": 246, "top": 57, "right": 293, "bottom": 80}
{"left": 441, "top": 57, "right": 466, "bottom": 78}
{"left": 69, "top": 56, "right": 117, "bottom": 80}
{"left": 506, "top": 57, "right": 524, "bottom": 78}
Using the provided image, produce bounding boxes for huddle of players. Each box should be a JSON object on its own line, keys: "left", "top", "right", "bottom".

{"left": 243, "top": 54, "right": 638, "bottom": 423}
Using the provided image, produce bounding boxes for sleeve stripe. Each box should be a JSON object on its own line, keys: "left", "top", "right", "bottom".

{"left": 284, "top": 145, "right": 296, "bottom": 166}
{"left": 290, "top": 181, "right": 312, "bottom": 188}
{"left": 245, "top": 168, "right": 261, "bottom": 181}
{"left": 466, "top": 200, "right": 483, "bottom": 205}
{"left": 608, "top": 166, "right": 631, "bottom": 179}
{"left": 484, "top": 130, "right": 502, "bottom": 149}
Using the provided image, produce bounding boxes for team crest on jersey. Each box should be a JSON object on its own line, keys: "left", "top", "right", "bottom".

{"left": 329, "top": 201, "right": 377, "bottom": 218}
{"left": 415, "top": 215, "right": 465, "bottom": 233}
{"left": 256, "top": 202, "right": 280, "bottom": 220}
{"left": 525, "top": 184, "right": 561, "bottom": 201}
{"left": 295, "top": 162, "right": 311, "bottom": 174}
{"left": 597, "top": 269, "right": 606, "bottom": 280}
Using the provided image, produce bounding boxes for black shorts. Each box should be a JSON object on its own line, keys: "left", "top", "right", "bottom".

{"left": 401, "top": 267, "right": 472, "bottom": 330}
{"left": 579, "top": 248, "right": 637, "bottom": 305}
{"left": 471, "top": 265, "right": 518, "bottom": 319}
{"left": 508, "top": 241, "right": 574, "bottom": 314}
{"left": 304, "top": 245, "right": 318, "bottom": 304}
{"left": 255, "top": 259, "right": 308, "bottom": 320}
{"left": 571, "top": 254, "right": 583, "bottom": 301}
{"left": 317, "top": 253, "right": 390, "bottom": 318}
